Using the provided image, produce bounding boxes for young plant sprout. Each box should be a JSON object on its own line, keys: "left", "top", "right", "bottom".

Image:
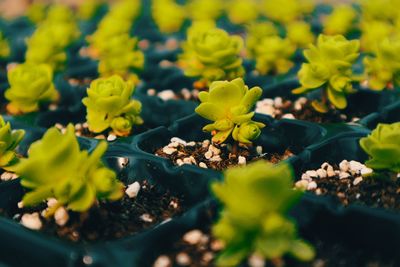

{"left": 5, "top": 63, "right": 58, "bottom": 114}
{"left": 0, "top": 32, "right": 10, "bottom": 59}
{"left": 186, "top": 0, "right": 223, "bottom": 21}
{"left": 292, "top": 34, "right": 360, "bottom": 113}
{"left": 363, "top": 38, "right": 400, "bottom": 90}
{"left": 360, "top": 20, "right": 395, "bottom": 52}
{"left": 226, "top": 0, "right": 258, "bottom": 25}
{"left": 254, "top": 35, "right": 296, "bottom": 75}
{"left": 82, "top": 75, "right": 143, "bottom": 137}
{"left": 77, "top": 0, "right": 103, "bottom": 21}
{"left": 97, "top": 34, "right": 144, "bottom": 81}
{"left": 179, "top": 28, "right": 244, "bottom": 86}
{"left": 25, "top": 5, "right": 80, "bottom": 70}
{"left": 15, "top": 124, "right": 124, "bottom": 213}
{"left": 359, "top": 122, "right": 400, "bottom": 177}
{"left": 26, "top": 2, "right": 47, "bottom": 24}
{"left": 323, "top": 5, "right": 357, "bottom": 36}
{"left": 0, "top": 116, "right": 25, "bottom": 171}
{"left": 262, "top": 0, "right": 315, "bottom": 24}
{"left": 212, "top": 161, "right": 315, "bottom": 266}
{"left": 246, "top": 22, "right": 278, "bottom": 59}
{"left": 195, "top": 78, "right": 264, "bottom": 144}
{"left": 152, "top": 0, "right": 186, "bottom": 34}
{"left": 286, "top": 21, "right": 315, "bottom": 48}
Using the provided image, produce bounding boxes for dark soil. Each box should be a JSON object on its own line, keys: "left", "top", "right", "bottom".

{"left": 155, "top": 141, "right": 293, "bottom": 171}
{"left": 275, "top": 99, "right": 367, "bottom": 123}
{"left": 307, "top": 168, "right": 400, "bottom": 210}
{"left": 5, "top": 180, "right": 185, "bottom": 243}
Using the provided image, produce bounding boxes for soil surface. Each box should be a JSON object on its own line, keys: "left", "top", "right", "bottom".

{"left": 2, "top": 180, "right": 185, "bottom": 243}
{"left": 155, "top": 140, "right": 293, "bottom": 171}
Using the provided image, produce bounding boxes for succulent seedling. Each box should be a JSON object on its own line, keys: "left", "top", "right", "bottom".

{"left": 82, "top": 75, "right": 143, "bottom": 136}
{"left": 226, "top": 0, "right": 258, "bottom": 25}
{"left": 254, "top": 35, "right": 296, "bottom": 75}
{"left": 292, "top": 34, "right": 360, "bottom": 113}
{"left": 179, "top": 28, "right": 244, "bottom": 85}
{"left": 363, "top": 38, "right": 400, "bottom": 90}
{"left": 323, "top": 5, "right": 357, "bottom": 36}
{"left": 262, "top": 0, "right": 315, "bottom": 24}
{"left": 195, "top": 78, "right": 264, "bottom": 145}
{"left": 152, "top": 0, "right": 186, "bottom": 34}
{"left": 186, "top": 0, "right": 223, "bottom": 21}
{"left": 16, "top": 124, "right": 124, "bottom": 212}
{"left": 212, "top": 161, "right": 315, "bottom": 266}
{"left": 5, "top": 63, "right": 58, "bottom": 114}
{"left": 286, "top": 21, "right": 315, "bottom": 48}
{"left": 360, "top": 123, "right": 400, "bottom": 177}
{"left": 246, "top": 22, "right": 278, "bottom": 59}
{"left": 0, "top": 116, "right": 25, "bottom": 171}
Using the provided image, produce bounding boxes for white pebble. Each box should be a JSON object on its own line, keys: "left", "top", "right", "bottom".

{"left": 256, "top": 146, "right": 263, "bottom": 155}
{"left": 306, "top": 170, "right": 318, "bottom": 178}
{"left": 327, "top": 168, "right": 336, "bottom": 177}
{"left": 186, "top": 141, "right": 196, "bottom": 147}
{"left": 176, "top": 252, "right": 191, "bottom": 266}
{"left": 282, "top": 113, "right": 295, "bottom": 119}
{"left": 256, "top": 105, "right": 275, "bottom": 116}
{"left": 176, "top": 159, "right": 184, "bottom": 166}
{"left": 353, "top": 177, "right": 363, "bottom": 185}
{"left": 125, "top": 182, "right": 141, "bottom": 198}
{"left": 361, "top": 167, "right": 373, "bottom": 176}
{"left": 208, "top": 145, "right": 221, "bottom": 155}
{"left": 199, "top": 162, "right": 208, "bottom": 168}
{"left": 209, "top": 155, "right": 222, "bottom": 162}
{"left": 17, "top": 201, "right": 24, "bottom": 209}
{"left": 1, "top": 172, "right": 14, "bottom": 181}
{"left": 107, "top": 134, "right": 117, "bottom": 142}
{"left": 140, "top": 213, "right": 153, "bottom": 223}
{"left": 162, "top": 146, "right": 177, "bottom": 155}
{"left": 54, "top": 207, "right": 69, "bottom": 226}
{"left": 274, "top": 97, "right": 283, "bottom": 108}
{"left": 295, "top": 180, "right": 309, "bottom": 190}
{"left": 158, "top": 90, "right": 176, "bottom": 101}
{"left": 153, "top": 255, "right": 171, "bottom": 267}
{"left": 189, "top": 156, "right": 197, "bottom": 165}
{"left": 183, "top": 230, "right": 203, "bottom": 245}
{"left": 47, "top": 198, "right": 58, "bottom": 208}
{"left": 183, "top": 157, "right": 193, "bottom": 165}
{"left": 168, "top": 142, "right": 180, "bottom": 148}
{"left": 21, "top": 213, "right": 42, "bottom": 230}
{"left": 321, "top": 162, "right": 330, "bottom": 169}
{"left": 238, "top": 156, "right": 246, "bottom": 165}
{"left": 339, "top": 172, "right": 350, "bottom": 179}
{"left": 316, "top": 169, "right": 327, "bottom": 178}
{"left": 171, "top": 137, "right": 187, "bottom": 145}
{"left": 301, "top": 173, "right": 312, "bottom": 181}
{"left": 202, "top": 139, "right": 210, "bottom": 148}
{"left": 307, "top": 181, "right": 318, "bottom": 190}
{"left": 147, "top": 88, "right": 156, "bottom": 96}
{"left": 248, "top": 254, "right": 265, "bottom": 267}
{"left": 349, "top": 160, "right": 365, "bottom": 174}
{"left": 204, "top": 150, "right": 213, "bottom": 159}
{"left": 339, "top": 160, "right": 350, "bottom": 172}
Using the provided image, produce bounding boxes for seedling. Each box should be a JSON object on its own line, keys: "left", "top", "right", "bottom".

{"left": 82, "top": 75, "right": 143, "bottom": 136}
{"left": 254, "top": 35, "right": 296, "bottom": 75}
{"left": 179, "top": 28, "right": 244, "bottom": 85}
{"left": 226, "top": 0, "right": 258, "bottom": 25}
{"left": 212, "top": 161, "right": 315, "bottom": 266}
{"left": 246, "top": 22, "right": 278, "bottom": 59}
{"left": 262, "top": 0, "right": 314, "bottom": 24}
{"left": 152, "top": 0, "right": 186, "bottom": 34}
{"left": 5, "top": 63, "right": 58, "bottom": 114}
{"left": 0, "top": 116, "right": 25, "bottom": 171}
{"left": 286, "top": 21, "right": 315, "bottom": 48}
{"left": 293, "top": 34, "right": 360, "bottom": 113}
{"left": 195, "top": 78, "right": 264, "bottom": 145}
{"left": 16, "top": 124, "right": 124, "bottom": 212}
{"left": 323, "top": 5, "right": 357, "bottom": 36}
{"left": 360, "top": 122, "right": 400, "bottom": 177}
{"left": 363, "top": 38, "right": 400, "bottom": 90}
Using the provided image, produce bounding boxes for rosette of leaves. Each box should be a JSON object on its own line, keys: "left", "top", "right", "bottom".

{"left": 262, "top": 0, "right": 314, "bottom": 24}
{"left": 227, "top": 0, "right": 258, "bottom": 25}
{"left": 82, "top": 75, "right": 143, "bottom": 136}
{"left": 286, "top": 21, "right": 315, "bottom": 48}
{"left": 179, "top": 28, "right": 244, "bottom": 84}
{"left": 246, "top": 22, "right": 278, "bottom": 59}
{"left": 363, "top": 38, "right": 400, "bottom": 90}
{"left": 186, "top": 0, "right": 223, "bottom": 21}
{"left": 359, "top": 122, "right": 400, "bottom": 174}
{"left": 152, "top": 0, "right": 186, "bottom": 34}
{"left": 26, "top": 2, "right": 47, "bottom": 24}
{"left": 16, "top": 124, "right": 124, "bottom": 212}
{"left": 360, "top": 20, "right": 395, "bottom": 52}
{"left": 254, "top": 35, "right": 296, "bottom": 75}
{"left": 0, "top": 32, "right": 10, "bottom": 59}
{"left": 360, "top": 0, "right": 398, "bottom": 23}
{"left": 5, "top": 63, "right": 58, "bottom": 114}
{"left": 323, "top": 5, "right": 357, "bottom": 36}
{"left": 97, "top": 34, "right": 144, "bottom": 79}
{"left": 77, "top": 0, "right": 103, "bottom": 20}
{"left": 107, "top": 0, "right": 141, "bottom": 22}
{"left": 293, "top": 35, "right": 360, "bottom": 113}
{"left": 195, "top": 78, "right": 265, "bottom": 144}
{"left": 0, "top": 116, "right": 25, "bottom": 171}
{"left": 212, "top": 161, "right": 315, "bottom": 266}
